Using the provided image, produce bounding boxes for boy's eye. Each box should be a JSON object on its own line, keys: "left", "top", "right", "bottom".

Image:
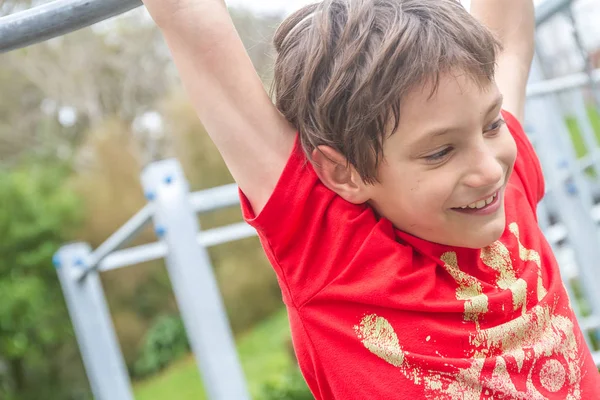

{"left": 424, "top": 147, "right": 453, "bottom": 163}
{"left": 485, "top": 118, "right": 506, "bottom": 133}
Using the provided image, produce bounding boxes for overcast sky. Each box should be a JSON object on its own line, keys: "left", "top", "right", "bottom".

{"left": 225, "top": 0, "right": 316, "bottom": 15}
{"left": 223, "top": 1, "right": 483, "bottom": 15}
{"left": 224, "top": 0, "right": 556, "bottom": 16}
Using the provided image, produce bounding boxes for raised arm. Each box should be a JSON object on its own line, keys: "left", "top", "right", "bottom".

{"left": 470, "top": 0, "right": 535, "bottom": 123}
{"left": 142, "top": 0, "right": 296, "bottom": 214}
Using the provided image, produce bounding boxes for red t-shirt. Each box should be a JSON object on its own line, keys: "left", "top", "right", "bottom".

{"left": 240, "top": 111, "right": 600, "bottom": 399}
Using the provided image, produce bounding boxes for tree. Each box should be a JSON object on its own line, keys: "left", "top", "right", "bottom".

{"left": 0, "top": 164, "right": 84, "bottom": 399}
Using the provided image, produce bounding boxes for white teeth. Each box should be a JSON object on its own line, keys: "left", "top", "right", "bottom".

{"left": 473, "top": 200, "right": 487, "bottom": 209}
{"left": 460, "top": 193, "right": 497, "bottom": 210}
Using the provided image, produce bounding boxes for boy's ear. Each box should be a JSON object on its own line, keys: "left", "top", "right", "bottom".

{"left": 312, "top": 145, "right": 370, "bottom": 205}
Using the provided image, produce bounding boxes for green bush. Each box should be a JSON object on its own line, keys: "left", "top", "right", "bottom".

{"left": 133, "top": 315, "right": 190, "bottom": 379}
{"left": 0, "top": 164, "right": 85, "bottom": 399}
{"left": 259, "top": 367, "right": 313, "bottom": 400}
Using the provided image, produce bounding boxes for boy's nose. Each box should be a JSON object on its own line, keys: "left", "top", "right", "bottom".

{"left": 462, "top": 148, "right": 504, "bottom": 189}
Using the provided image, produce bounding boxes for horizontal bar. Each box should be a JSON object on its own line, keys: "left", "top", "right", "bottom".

{"left": 197, "top": 222, "right": 257, "bottom": 248}
{"left": 544, "top": 223, "right": 568, "bottom": 245}
{"left": 190, "top": 184, "right": 240, "bottom": 214}
{"left": 544, "top": 201, "right": 600, "bottom": 248}
{"left": 95, "top": 222, "right": 256, "bottom": 273}
{"left": 580, "top": 315, "right": 600, "bottom": 332}
{"left": 578, "top": 153, "right": 597, "bottom": 172}
{"left": 99, "top": 241, "right": 168, "bottom": 272}
{"left": 88, "top": 183, "right": 243, "bottom": 271}
{"left": 527, "top": 69, "right": 600, "bottom": 97}
{"left": 0, "top": 0, "right": 143, "bottom": 53}
{"left": 535, "top": 0, "right": 572, "bottom": 26}
{"left": 594, "top": 351, "right": 600, "bottom": 368}
{"left": 592, "top": 203, "right": 600, "bottom": 222}
{"left": 0, "top": 0, "right": 568, "bottom": 54}
{"left": 87, "top": 203, "right": 154, "bottom": 270}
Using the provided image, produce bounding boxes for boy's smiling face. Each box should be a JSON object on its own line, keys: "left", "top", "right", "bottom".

{"left": 367, "top": 72, "right": 517, "bottom": 249}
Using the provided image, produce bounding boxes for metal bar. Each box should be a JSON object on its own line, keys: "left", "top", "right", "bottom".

{"left": 535, "top": 0, "right": 572, "bottom": 27}
{"left": 198, "top": 222, "right": 256, "bottom": 248}
{"left": 0, "top": 0, "right": 143, "bottom": 53}
{"left": 88, "top": 183, "right": 246, "bottom": 274}
{"left": 54, "top": 243, "right": 134, "bottom": 400}
{"left": 86, "top": 203, "right": 153, "bottom": 271}
{"left": 564, "top": 91, "right": 600, "bottom": 172}
{"left": 578, "top": 153, "right": 598, "bottom": 172}
{"left": 189, "top": 184, "right": 240, "bottom": 214}
{"left": 98, "top": 241, "right": 168, "bottom": 272}
{"left": 544, "top": 224, "right": 568, "bottom": 246}
{"left": 0, "top": 0, "right": 571, "bottom": 53}
{"left": 566, "top": 7, "right": 600, "bottom": 108}
{"left": 549, "top": 242, "right": 594, "bottom": 350}
{"left": 541, "top": 200, "right": 600, "bottom": 247}
{"left": 141, "top": 159, "right": 250, "bottom": 400}
{"left": 97, "top": 223, "right": 257, "bottom": 272}
{"left": 527, "top": 56, "right": 600, "bottom": 328}
{"left": 88, "top": 184, "right": 243, "bottom": 274}
{"left": 527, "top": 69, "right": 600, "bottom": 97}
{"left": 581, "top": 316, "right": 600, "bottom": 332}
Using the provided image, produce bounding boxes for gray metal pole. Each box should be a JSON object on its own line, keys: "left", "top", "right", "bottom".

{"left": 54, "top": 243, "right": 134, "bottom": 400}
{"left": 564, "top": 90, "right": 600, "bottom": 172}
{"left": 526, "top": 57, "right": 600, "bottom": 326}
{"left": 0, "top": 0, "right": 142, "bottom": 53}
{"left": 0, "top": 0, "right": 569, "bottom": 54}
{"left": 141, "top": 159, "right": 250, "bottom": 400}
{"left": 566, "top": 8, "right": 600, "bottom": 108}
{"left": 535, "top": 0, "right": 572, "bottom": 27}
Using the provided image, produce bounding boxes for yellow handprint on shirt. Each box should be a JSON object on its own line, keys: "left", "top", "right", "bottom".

{"left": 354, "top": 223, "right": 582, "bottom": 399}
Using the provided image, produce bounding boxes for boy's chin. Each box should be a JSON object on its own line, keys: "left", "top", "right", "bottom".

{"left": 458, "top": 234, "right": 503, "bottom": 249}
{"left": 453, "top": 218, "right": 507, "bottom": 249}
{"left": 429, "top": 213, "right": 507, "bottom": 249}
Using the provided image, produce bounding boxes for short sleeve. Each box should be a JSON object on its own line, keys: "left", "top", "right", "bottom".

{"left": 239, "top": 135, "right": 379, "bottom": 307}
{"left": 503, "top": 110, "right": 545, "bottom": 209}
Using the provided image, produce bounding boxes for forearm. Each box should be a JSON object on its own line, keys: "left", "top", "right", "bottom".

{"left": 148, "top": 0, "right": 264, "bottom": 131}
{"left": 142, "top": 0, "right": 296, "bottom": 213}
{"left": 470, "top": 0, "right": 535, "bottom": 121}
{"left": 149, "top": 0, "right": 239, "bottom": 62}
{"left": 470, "top": 0, "right": 535, "bottom": 61}
{"left": 145, "top": 0, "right": 227, "bottom": 32}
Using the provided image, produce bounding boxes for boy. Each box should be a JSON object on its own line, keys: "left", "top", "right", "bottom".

{"left": 142, "top": 0, "right": 600, "bottom": 398}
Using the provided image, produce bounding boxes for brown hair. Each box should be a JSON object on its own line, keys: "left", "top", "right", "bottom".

{"left": 273, "top": 0, "right": 501, "bottom": 183}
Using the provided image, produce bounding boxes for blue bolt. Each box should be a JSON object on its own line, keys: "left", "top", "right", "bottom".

{"left": 75, "top": 258, "right": 86, "bottom": 268}
{"left": 52, "top": 255, "right": 61, "bottom": 268}
{"left": 164, "top": 176, "right": 173, "bottom": 185}
{"left": 155, "top": 226, "right": 166, "bottom": 237}
{"left": 558, "top": 160, "right": 569, "bottom": 169}
{"left": 145, "top": 191, "right": 156, "bottom": 201}
{"left": 566, "top": 181, "right": 578, "bottom": 195}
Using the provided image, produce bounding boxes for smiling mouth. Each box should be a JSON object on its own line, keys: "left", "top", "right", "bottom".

{"left": 457, "top": 192, "right": 498, "bottom": 210}
{"left": 450, "top": 190, "right": 503, "bottom": 216}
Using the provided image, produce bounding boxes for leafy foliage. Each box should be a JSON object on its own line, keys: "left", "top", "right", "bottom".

{"left": 259, "top": 367, "right": 314, "bottom": 400}
{"left": 0, "top": 164, "right": 83, "bottom": 398}
{"left": 133, "top": 315, "right": 190, "bottom": 379}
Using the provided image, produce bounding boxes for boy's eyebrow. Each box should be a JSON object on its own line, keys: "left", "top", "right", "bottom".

{"left": 420, "top": 94, "right": 505, "bottom": 140}
{"left": 487, "top": 94, "right": 504, "bottom": 116}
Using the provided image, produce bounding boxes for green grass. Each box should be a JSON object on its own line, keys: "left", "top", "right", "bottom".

{"left": 134, "top": 307, "right": 294, "bottom": 400}
{"left": 134, "top": 356, "right": 207, "bottom": 400}
{"left": 565, "top": 106, "right": 600, "bottom": 159}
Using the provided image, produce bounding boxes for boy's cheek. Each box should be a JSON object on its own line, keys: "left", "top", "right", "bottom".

{"left": 501, "top": 129, "right": 518, "bottom": 166}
